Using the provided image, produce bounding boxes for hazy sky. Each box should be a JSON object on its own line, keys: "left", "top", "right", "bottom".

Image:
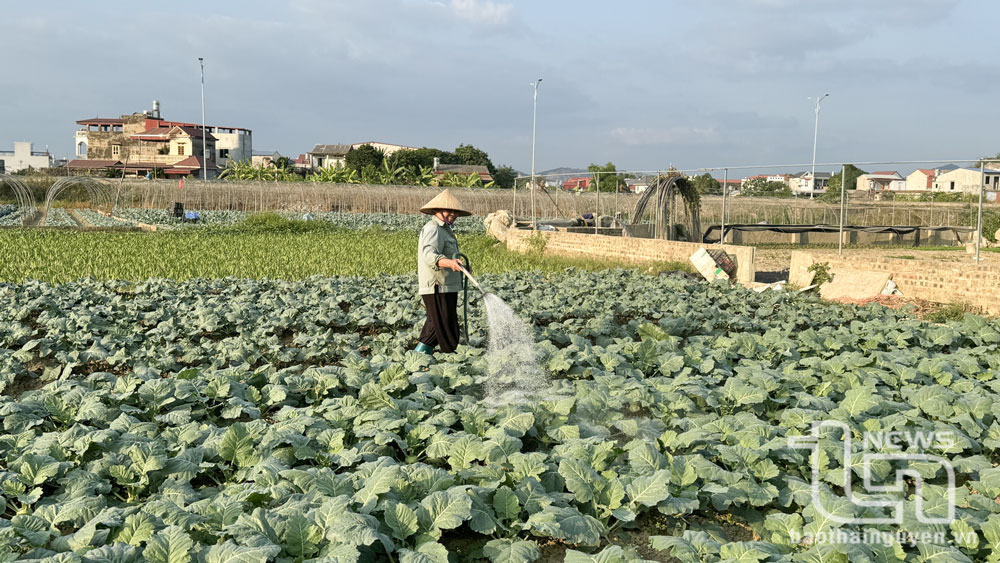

{"left": 2, "top": 0, "right": 996, "bottom": 175}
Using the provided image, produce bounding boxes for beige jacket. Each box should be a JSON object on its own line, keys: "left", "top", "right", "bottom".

{"left": 418, "top": 217, "right": 462, "bottom": 295}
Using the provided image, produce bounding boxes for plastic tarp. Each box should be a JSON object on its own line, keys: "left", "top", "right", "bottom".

{"left": 702, "top": 223, "right": 975, "bottom": 243}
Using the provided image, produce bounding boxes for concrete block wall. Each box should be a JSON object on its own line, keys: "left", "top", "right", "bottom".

{"left": 727, "top": 229, "right": 965, "bottom": 246}
{"left": 506, "top": 229, "right": 756, "bottom": 285}
{"left": 790, "top": 251, "right": 1000, "bottom": 315}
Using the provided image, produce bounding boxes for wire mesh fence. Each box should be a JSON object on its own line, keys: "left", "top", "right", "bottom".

{"left": 6, "top": 157, "right": 998, "bottom": 244}
{"left": 88, "top": 175, "right": 996, "bottom": 228}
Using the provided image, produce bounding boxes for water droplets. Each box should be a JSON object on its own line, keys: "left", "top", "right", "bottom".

{"left": 481, "top": 293, "right": 550, "bottom": 406}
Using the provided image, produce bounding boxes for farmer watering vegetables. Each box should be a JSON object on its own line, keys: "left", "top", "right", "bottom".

{"left": 415, "top": 189, "right": 471, "bottom": 354}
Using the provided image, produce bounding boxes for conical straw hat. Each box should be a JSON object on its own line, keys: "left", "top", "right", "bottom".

{"left": 420, "top": 189, "right": 472, "bottom": 217}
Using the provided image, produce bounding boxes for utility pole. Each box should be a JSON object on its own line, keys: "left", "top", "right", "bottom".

{"left": 199, "top": 57, "right": 207, "bottom": 181}
{"left": 809, "top": 93, "right": 830, "bottom": 199}
{"left": 530, "top": 78, "right": 542, "bottom": 228}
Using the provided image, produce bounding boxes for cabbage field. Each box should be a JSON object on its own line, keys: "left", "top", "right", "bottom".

{"left": 112, "top": 209, "right": 486, "bottom": 233}
{"left": 1, "top": 270, "right": 999, "bottom": 562}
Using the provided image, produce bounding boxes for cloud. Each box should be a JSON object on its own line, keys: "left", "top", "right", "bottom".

{"left": 611, "top": 126, "right": 717, "bottom": 146}
{"left": 449, "top": 0, "right": 513, "bottom": 26}
{"left": 709, "top": 111, "right": 798, "bottom": 131}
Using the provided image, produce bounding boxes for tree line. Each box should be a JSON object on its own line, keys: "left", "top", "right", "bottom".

{"left": 220, "top": 144, "right": 517, "bottom": 189}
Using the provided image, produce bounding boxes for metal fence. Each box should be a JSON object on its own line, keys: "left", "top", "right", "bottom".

{"left": 91, "top": 174, "right": 994, "bottom": 225}
{"left": 5, "top": 156, "right": 997, "bottom": 258}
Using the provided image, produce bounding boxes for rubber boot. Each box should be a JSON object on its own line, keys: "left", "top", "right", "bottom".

{"left": 415, "top": 342, "right": 434, "bottom": 355}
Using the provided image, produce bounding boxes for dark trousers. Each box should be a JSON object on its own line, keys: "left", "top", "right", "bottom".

{"left": 419, "top": 290, "right": 460, "bottom": 353}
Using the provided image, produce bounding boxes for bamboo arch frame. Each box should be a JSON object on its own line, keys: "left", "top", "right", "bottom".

{"left": 0, "top": 174, "right": 39, "bottom": 225}
{"left": 42, "top": 177, "right": 115, "bottom": 226}
{"left": 630, "top": 175, "right": 702, "bottom": 241}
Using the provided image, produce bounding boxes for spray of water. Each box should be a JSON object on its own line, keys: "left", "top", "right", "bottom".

{"left": 481, "top": 293, "right": 550, "bottom": 406}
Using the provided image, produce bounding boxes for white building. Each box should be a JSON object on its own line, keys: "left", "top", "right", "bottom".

{"left": 0, "top": 142, "right": 52, "bottom": 174}
{"left": 72, "top": 101, "right": 251, "bottom": 176}
{"left": 251, "top": 151, "right": 283, "bottom": 167}
{"left": 790, "top": 171, "right": 831, "bottom": 196}
{"left": 855, "top": 171, "right": 906, "bottom": 192}
{"left": 905, "top": 169, "right": 937, "bottom": 191}
{"left": 350, "top": 142, "right": 418, "bottom": 156}
{"left": 933, "top": 168, "right": 1000, "bottom": 194}
{"left": 209, "top": 125, "right": 252, "bottom": 168}
{"left": 308, "top": 144, "right": 352, "bottom": 168}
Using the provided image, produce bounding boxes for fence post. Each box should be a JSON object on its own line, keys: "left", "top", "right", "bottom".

{"left": 838, "top": 163, "right": 847, "bottom": 255}
{"left": 977, "top": 161, "right": 985, "bottom": 262}
{"left": 595, "top": 172, "right": 600, "bottom": 234}
{"left": 720, "top": 168, "right": 728, "bottom": 244}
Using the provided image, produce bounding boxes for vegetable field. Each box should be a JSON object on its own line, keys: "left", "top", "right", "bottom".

{"left": 112, "top": 210, "right": 486, "bottom": 234}
{"left": 1, "top": 270, "right": 999, "bottom": 562}
{"left": 0, "top": 228, "right": 686, "bottom": 283}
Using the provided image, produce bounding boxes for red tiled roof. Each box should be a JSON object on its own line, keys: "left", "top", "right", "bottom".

{"left": 66, "top": 159, "right": 119, "bottom": 168}
{"left": 149, "top": 119, "right": 250, "bottom": 133}
{"left": 916, "top": 169, "right": 936, "bottom": 176}
{"left": 171, "top": 156, "right": 217, "bottom": 169}
{"left": 871, "top": 171, "right": 898, "bottom": 176}
{"left": 169, "top": 126, "right": 217, "bottom": 141}
{"left": 111, "top": 162, "right": 168, "bottom": 171}
{"left": 131, "top": 127, "right": 173, "bottom": 139}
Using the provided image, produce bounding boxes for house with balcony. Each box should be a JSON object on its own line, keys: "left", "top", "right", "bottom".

{"left": 790, "top": 171, "right": 831, "bottom": 196}
{"left": 69, "top": 101, "right": 251, "bottom": 178}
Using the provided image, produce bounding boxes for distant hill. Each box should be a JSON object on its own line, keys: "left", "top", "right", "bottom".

{"left": 538, "top": 167, "right": 588, "bottom": 177}
{"left": 539, "top": 167, "right": 587, "bottom": 175}
{"left": 514, "top": 167, "right": 589, "bottom": 178}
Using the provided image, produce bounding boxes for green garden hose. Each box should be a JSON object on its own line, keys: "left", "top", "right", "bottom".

{"left": 457, "top": 253, "right": 471, "bottom": 345}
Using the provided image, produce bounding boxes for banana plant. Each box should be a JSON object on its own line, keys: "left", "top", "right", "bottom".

{"left": 461, "top": 172, "right": 483, "bottom": 188}
{"left": 378, "top": 160, "right": 409, "bottom": 185}
{"left": 309, "top": 165, "right": 360, "bottom": 184}
{"left": 414, "top": 165, "right": 436, "bottom": 187}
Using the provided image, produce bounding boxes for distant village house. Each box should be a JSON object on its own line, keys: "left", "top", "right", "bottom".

{"left": 855, "top": 171, "right": 906, "bottom": 192}
{"left": 933, "top": 167, "right": 1000, "bottom": 194}
{"left": 0, "top": 142, "right": 52, "bottom": 174}
{"left": 68, "top": 100, "right": 251, "bottom": 178}
{"left": 308, "top": 144, "right": 352, "bottom": 169}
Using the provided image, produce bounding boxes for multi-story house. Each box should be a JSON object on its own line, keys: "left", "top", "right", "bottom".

{"left": 0, "top": 142, "right": 52, "bottom": 174}
{"left": 68, "top": 101, "right": 252, "bottom": 178}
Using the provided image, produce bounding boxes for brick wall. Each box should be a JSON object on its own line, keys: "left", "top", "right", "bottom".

{"left": 790, "top": 251, "right": 1000, "bottom": 315}
{"left": 506, "top": 229, "right": 756, "bottom": 285}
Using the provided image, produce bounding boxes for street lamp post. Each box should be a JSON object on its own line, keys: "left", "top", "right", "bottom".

{"left": 808, "top": 93, "right": 829, "bottom": 199}
{"left": 199, "top": 57, "right": 207, "bottom": 182}
{"left": 530, "top": 78, "right": 542, "bottom": 228}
